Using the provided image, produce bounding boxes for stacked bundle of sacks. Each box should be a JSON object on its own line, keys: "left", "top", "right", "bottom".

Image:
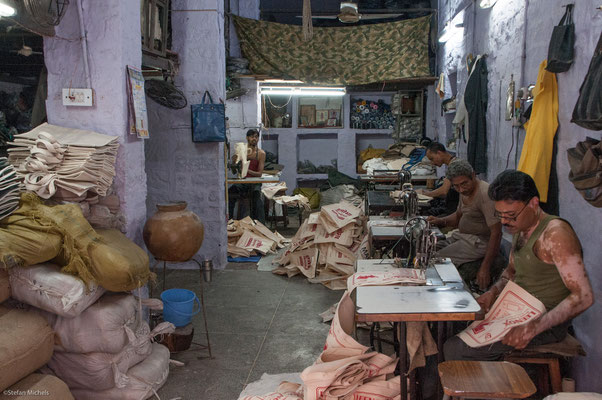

{"left": 0, "top": 192, "right": 172, "bottom": 399}
{"left": 1, "top": 264, "right": 72, "bottom": 399}
{"left": 272, "top": 201, "right": 370, "bottom": 290}
{"left": 7, "top": 123, "right": 125, "bottom": 231}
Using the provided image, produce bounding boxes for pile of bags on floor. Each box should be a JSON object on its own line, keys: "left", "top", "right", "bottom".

{"left": 0, "top": 156, "right": 21, "bottom": 220}
{"left": 272, "top": 201, "right": 369, "bottom": 290}
{"left": 1, "top": 262, "right": 173, "bottom": 399}
{"left": 6, "top": 123, "right": 124, "bottom": 231}
{"left": 227, "top": 216, "right": 290, "bottom": 258}
{"left": 241, "top": 291, "right": 403, "bottom": 400}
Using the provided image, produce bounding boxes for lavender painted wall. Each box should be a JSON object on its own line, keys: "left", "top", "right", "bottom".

{"left": 436, "top": 0, "right": 602, "bottom": 391}
{"left": 44, "top": 0, "right": 147, "bottom": 243}
{"left": 145, "top": 0, "right": 227, "bottom": 269}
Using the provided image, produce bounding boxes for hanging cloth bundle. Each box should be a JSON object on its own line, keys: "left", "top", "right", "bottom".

{"left": 567, "top": 137, "right": 602, "bottom": 207}
{"left": 545, "top": 4, "right": 575, "bottom": 73}
{"left": 571, "top": 32, "right": 602, "bottom": 131}
{"left": 302, "top": 0, "right": 313, "bottom": 42}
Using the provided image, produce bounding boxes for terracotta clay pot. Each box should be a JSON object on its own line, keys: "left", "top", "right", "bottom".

{"left": 143, "top": 201, "right": 204, "bottom": 262}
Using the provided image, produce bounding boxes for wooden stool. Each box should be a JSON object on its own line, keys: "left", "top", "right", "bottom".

{"left": 438, "top": 361, "right": 536, "bottom": 399}
{"left": 504, "top": 334, "right": 585, "bottom": 396}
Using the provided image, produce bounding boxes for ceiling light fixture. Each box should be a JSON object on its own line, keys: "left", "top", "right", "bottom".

{"left": 479, "top": 0, "right": 498, "bottom": 9}
{"left": 260, "top": 86, "right": 346, "bottom": 97}
{"left": 0, "top": 2, "right": 16, "bottom": 17}
{"left": 262, "top": 79, "right": 305, "bottom": 84}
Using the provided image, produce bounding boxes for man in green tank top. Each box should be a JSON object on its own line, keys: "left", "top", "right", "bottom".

{"left": 444, "top": 170, "right": 594, "bottom": 360}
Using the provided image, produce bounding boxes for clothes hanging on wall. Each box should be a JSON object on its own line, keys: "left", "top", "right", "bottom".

{"left": 453, "top": 55, "right": 480, "bottom": 143}
{"left": 464, "top": 56, "right": 488, "bottom": 174}
{"left": 518, "top": 60, "right": 559, "bottom": 203}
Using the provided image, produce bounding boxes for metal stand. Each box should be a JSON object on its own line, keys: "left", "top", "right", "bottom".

{"left": 150, "top": 258, "right": 213, "bottom": 359}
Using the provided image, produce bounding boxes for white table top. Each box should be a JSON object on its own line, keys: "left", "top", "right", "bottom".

{"left": 227, "top": 175, "right": 280, "bottom": 184}
{"left": 354, "top": 258, "right": 480, "bottom": 318}
{"left": 355, "top": 285, "right": 481, "bottom": 316}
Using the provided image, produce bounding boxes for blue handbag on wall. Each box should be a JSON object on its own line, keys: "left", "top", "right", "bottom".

{"left": 191, "top": 91, "right": 226, "bottom": 142}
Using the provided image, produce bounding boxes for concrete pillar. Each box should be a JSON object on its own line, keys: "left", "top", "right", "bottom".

{"left": 146, "top": 0, "right": 227, "bottom": 268}
{"left": 44, "top": 0, "right": 146, "bottom": 243}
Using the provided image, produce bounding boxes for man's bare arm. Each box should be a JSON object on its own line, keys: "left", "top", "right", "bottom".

{"left": 503, "top": 220, "right": 594, "bottom": 348}
{"left": 477, "top": 252, "right": 515, "bottom": 312}
{"left": 423, "top": 178, "right": 451, "bottom": 199}
{"left": 532, "top": 221, "right": 594, "bottom": 334}
{"left": 477, "top": 222, "right": 502, "bottom": 289}
{"left": 427, "top": 208, "right": 461, "bottom": 228}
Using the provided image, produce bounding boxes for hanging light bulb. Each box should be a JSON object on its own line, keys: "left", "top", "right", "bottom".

{"left": 479, "top": 0, "right": 498, "bottom": 9}
{"left": 0, "top": 2, "right": 16, "bottom": 17}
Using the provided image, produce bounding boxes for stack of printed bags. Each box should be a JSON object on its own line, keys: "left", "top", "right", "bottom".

{"left": 0, "top": 157, "right": 21, "bottom": 220}
{"left": 7, "top": 123, "right": 119, "bottom": 202}
{"left": 272, "top": 200, "right": 369, "bottom": 290}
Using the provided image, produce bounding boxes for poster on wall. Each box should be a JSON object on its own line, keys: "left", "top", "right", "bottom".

{"left": 126, "top": 65, "right": 149, "bottom": 139}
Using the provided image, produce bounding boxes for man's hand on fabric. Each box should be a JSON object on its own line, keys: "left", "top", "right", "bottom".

{"left": 502, "top": 320, "right": 539, "bottom": 349}
{"left": 476, "top": 290, "right": 496, "bottom": 313}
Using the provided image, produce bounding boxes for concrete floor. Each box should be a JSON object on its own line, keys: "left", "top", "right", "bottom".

{"left": 156, "top": 263, "right": 343, "bottom": 400}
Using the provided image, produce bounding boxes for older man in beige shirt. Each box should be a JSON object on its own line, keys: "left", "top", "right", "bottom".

{"left": 428, "top": 160, "right": 502, "bottom": 290}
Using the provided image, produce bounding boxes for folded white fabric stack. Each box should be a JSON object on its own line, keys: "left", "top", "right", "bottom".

{"left": 7, "top": 123, "right": 119, "bottom": 201}
{"left": 0, "top": 157, "right": 22, "bottom": 219}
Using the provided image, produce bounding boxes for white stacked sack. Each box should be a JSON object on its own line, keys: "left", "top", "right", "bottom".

{"left": 43, "top": 293, "right": 174, "bottom": 396}
{"left": 7, "top": 123, "right": 119, "bottom": 201}
{"left": 9, "top": 263, "right": 105, "bottom": 317}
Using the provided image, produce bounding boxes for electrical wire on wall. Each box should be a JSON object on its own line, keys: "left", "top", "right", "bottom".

{"left": 262, "top": 94, "right": 292, "bottom": 128}
{"left": 505, "top": 126, "right": 515, "bottom": 169}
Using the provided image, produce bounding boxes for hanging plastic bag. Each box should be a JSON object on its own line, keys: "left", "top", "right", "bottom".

{"left": 571, "top": 32, "right": 602, "bottom": 130}
{"left": 546, "top": 4, "right": 575, "bottom": 73}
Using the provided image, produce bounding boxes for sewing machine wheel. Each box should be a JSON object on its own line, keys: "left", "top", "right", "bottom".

{"left": 403, "top": 217, "right": 428, "bottom": 241}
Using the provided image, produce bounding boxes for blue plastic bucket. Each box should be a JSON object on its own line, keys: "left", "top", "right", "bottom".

{"left": 161, "top": 288, "right": 201, "bottom": 327}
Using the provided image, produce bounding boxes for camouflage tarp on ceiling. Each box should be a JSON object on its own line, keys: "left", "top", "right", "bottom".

{"left": 232, "top": 15, "right": 431, "bottom": 86}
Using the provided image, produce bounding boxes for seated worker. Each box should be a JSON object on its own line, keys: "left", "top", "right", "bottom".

{"left": 418, "top": 142, "right": 459, "bottom": 217}
{"left": 228, "top": 129, "right": 266, "bottom": 223}
{"left": 445, "top": 170, "right": 594, "bottom": 360}
{"left": 427, "top": 160, "right": 502, "bottom": 290}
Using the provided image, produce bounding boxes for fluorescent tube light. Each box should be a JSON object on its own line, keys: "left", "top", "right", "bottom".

{"left": 0, "top": 3, "right": 16, "bottom": 17}
{"left": 262, "top": 79, "right": 304, "bottom": 83}
{"left": 260, "top": 86, "right": 346, "bottom": 96}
